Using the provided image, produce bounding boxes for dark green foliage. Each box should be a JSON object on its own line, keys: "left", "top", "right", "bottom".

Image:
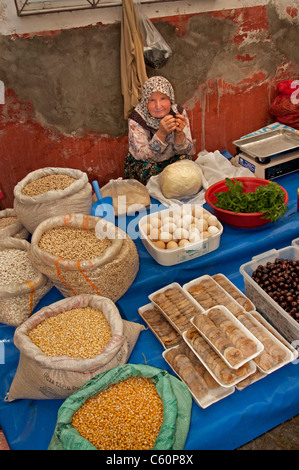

{"left": 214, "top": 178, "right": 288, "bottom": 222}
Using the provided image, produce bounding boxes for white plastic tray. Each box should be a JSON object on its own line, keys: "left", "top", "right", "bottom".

{"left": 183, "top": 274, "right": 247, "bottom": 316}
{"left": 236, "top": 370, "right": 267, "bottom": 391}
{"left": 250, "top": 310, "right": 298, "bottom": 361}
{"left": 236, "top": 310, "right": 295, "bottom": 374}
{"left": 149, "top": 282, "right": 204, "bottom": 334}
{"left": 212, "top": 273, "right": 255, "bottom": 312}
{"left": 191, "top": 305, "right": 264, "bottom": 369}
{"left": 163, "top": 344, "right": 235, "bottom": 409}
{"left": 182, "top": 329, "right": 256, "bottom": 388}
{"left": 138, "top": 303, "right": 182, "bottom": 349}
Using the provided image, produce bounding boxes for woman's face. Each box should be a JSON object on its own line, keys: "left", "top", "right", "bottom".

{"left": 147, "top": 91, "right": 171, "bottom": 119}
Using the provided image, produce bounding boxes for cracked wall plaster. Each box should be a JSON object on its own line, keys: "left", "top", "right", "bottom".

{"left": 1, "top": 7, "right": 298, "bottom": 138}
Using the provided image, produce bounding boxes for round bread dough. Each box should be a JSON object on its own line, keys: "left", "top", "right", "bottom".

{"left": 159, "top": 160, "right": 203, "bottom": 199}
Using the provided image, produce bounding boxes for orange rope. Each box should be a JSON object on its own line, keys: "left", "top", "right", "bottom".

{"left": 55, "top": 257, "right": 77, "bottom": 296}
{"left": 25, "top": 281, "right": 35, "bottom": 314}
{"left": 82, "top": 214, "right": 90, "bottom": 230}
{"left": 77, "top": 261, "right": 101, "bottom": 295}
{"left": 63, "top": 214, "right": 72, "bottom": 225}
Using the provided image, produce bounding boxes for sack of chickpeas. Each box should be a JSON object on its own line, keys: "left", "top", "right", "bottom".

{"left": 13, "top": 167, "right": 93, "bottom": 234}
{"left": 28, "top": 213, "right": 139, "bottom": 302}
{"left": 7, "top": 294, "right": 146, "bottom": 401}
{"left": 48, "top": 363, "right": 192, "bottom": 451}
{"left": 0, "top": 208, "right": 29, "bottom": 240}
{"left": 0, "top": 237, "right": 52, "bottom": 327}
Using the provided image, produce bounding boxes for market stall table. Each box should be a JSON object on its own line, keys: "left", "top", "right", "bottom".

{"left": 0, "top": 170, "right": 298, "bottom": 450}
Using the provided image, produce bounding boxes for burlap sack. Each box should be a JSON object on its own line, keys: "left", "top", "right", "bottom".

{"left": 0, "top": 208, "right": 29, "bottom": 240}
{"left": 0, "top": 237, "right": 52, "bottom": 327}
{"left": 7, "top": 294, "right": 146, "bottom": 401}
{"left": 13, "top": 167, "right": 93, "bottom": 233}
{"left": 28, "top": 213, "right": 139, "bottom": 302}
{"left": 100, "top": 177, "right": 151, "bottom": 216}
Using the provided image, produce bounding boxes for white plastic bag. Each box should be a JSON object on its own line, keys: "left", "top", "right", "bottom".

{"left": 134, "top": 0, "right": 172, "bottom": 69}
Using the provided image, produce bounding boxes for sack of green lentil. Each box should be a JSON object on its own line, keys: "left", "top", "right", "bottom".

{"left": 48, "top": 363, "right": 192, "bottom": 451}
{"left": 0, "top": 209, "right": 29, "bottom": 240}
{"left": 28, "top": 213, "right": 139, "bottom": 302}
{"left": 0, "top": 237, "right": 52, "bottom": 327}
{"left": 13, "top": 167, "right": 93, "bottom": 234}
{"left": 7, "top": 294, "right": 146, "bottom": 401}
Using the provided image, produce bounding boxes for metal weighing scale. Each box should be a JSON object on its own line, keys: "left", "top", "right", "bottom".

{"left": 231, "top": 128, "right": 299, "bottom": 179}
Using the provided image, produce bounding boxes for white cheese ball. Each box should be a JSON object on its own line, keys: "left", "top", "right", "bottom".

{"left": 178, "top": 239, "right": 189, "bottom": 247}
{"left": 192, "top": 206, "right": 204, "bottom": 218}
{"left": 160, "top": 216, "right": 174, "bottom": 226}
{"left": 173, "top": 227, "right": 189, "bottom": 241}
{"left": 149, "top": 228, "right": 160, "bottom": 241}
{"left": 188, "top": 226, "right": 200, "bottom": 236}
{"left": 159, "top": 231, "right": 173, "bottom": 243}
{"left": 150, "top": 216, "right": 161, "bottom": 229}
{"left": 188, "top": 232, "right": 202, "bottom": 243}
{"left": 161, "top": 222, "right": 176, "bottom": 234}
{"left": 208, "top": 225, "right": 219, "bottom": 235}
{"left": 207, "top": 215, "right": 218, "bottom": 226}
{"left": 196, "top": 218, "right": 209, "bottom": 232}
{"left": 175, "top": 217, "right": 190, "bottom": 229}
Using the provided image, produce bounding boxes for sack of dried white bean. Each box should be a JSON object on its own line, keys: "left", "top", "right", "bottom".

{"left": 0, "top": 237, "right": 52, "bottom": 327}
{"left": 0, "top": 209, "right": 29, "bottom": 240}
{"left": 7, "top": 294, "right": 146, "bottom": 401}
{"left": 13, "top": 168, "right": 93, "bottom": 233}
{"left": 28, "top": 213, "right": 139, "bottom": 302}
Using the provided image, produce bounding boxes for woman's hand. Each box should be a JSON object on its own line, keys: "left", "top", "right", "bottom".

{"left": 174, "top": 113, "right": 186, "bottom": 143}
{"left": 155, "top": 113, "right": 186, "bottom": 143}
{"left": 174, "top": 113, "right": 187, "bottom": 133}
{"left": 156, "top": 114, "right": 176, "bottom": 141}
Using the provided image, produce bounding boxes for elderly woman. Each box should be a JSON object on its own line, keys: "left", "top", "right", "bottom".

{"left": 124, "top": 76, "right": 194, "bottom": 185}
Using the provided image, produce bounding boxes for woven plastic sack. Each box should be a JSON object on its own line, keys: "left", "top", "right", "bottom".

{"left": 48, "top": 363, "right": 192, "bottom": 450}
{"left": 14, "top": 167, "right": 93, "bottom": 233}
{"left": 28, "top": 213, "right": 139, "bottom": 302}
{"left": 7, "top": 294, "right": 145, "bottom": 401}
{"left": 0, "top": 208, "right": 29, "bottom": 240}
{"left": 0, "top": 237, "right": 52, "bottom": 327}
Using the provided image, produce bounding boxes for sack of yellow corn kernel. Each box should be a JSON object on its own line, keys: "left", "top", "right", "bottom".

{"left": 13, "top": 167, "right": 93, "bottom": 234}
{"left": 28, "top": 213, "right": 139, "bottom": 303}
{"left": 48, "top": 363, "right": 192, "bottom": 451}
{"left": 0, "top": 208, "right": 29, "bottom": 240}
{"left": 6, "top": 294, "right": 145, "bottom": 401}
{"left": 0, "top": 237, "right": 52, "bottom": 327}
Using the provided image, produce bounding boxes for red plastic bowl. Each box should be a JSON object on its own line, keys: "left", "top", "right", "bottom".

{"left": 205, "top": 177, "right": 289, "bottom": 229}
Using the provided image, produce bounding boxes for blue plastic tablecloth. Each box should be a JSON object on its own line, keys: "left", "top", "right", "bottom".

{"left": 0, "top": 171, "right": 298, "bottom": 450}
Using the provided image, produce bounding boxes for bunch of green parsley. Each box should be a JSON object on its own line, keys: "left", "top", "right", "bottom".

{"left": 214, "top": 178, "right": 288, "bottom": 222}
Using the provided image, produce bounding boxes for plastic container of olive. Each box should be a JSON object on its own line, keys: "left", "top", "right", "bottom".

{"left": 240, "top": 245, "right": 299, "bottom": 343}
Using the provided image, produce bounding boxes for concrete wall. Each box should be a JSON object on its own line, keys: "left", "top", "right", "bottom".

{"left": 0, "top": 0, "right": 298, "bottom": 208}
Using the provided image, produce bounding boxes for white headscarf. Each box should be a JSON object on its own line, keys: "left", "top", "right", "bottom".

{"left": 134, "top": 76, "right": 178, "bottom": 130}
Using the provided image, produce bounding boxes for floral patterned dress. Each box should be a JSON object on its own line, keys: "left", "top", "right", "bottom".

{"left": 124, "top": 107, "right": 193, "bottom": 185}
